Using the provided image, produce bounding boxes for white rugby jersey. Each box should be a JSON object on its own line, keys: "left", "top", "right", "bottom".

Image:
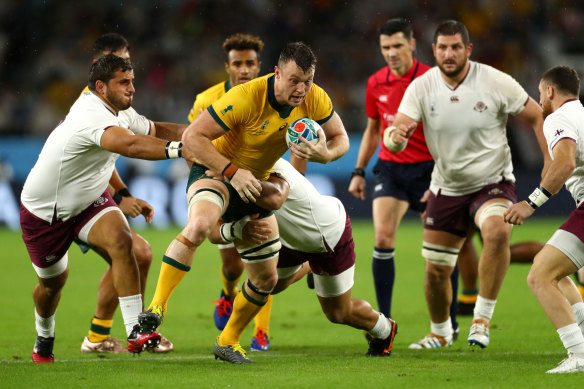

{"left": 21, "top": 91, "right": 150, "bottom": 222}
{"left": 271, "top": 159, "right": 346, "bottom": 253}
{"left": 543, "top": 99, "right": 584, "bottom": 206}
{"left": 399, "top": 61, "right": 529, "bottom": 195}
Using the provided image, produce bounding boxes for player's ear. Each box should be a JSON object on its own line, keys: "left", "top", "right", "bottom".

{"left": 274, "top": 65, "right": 280, "bottom": 78}
{"left": 410, "top": 38, "right": 416, "bottom": 52}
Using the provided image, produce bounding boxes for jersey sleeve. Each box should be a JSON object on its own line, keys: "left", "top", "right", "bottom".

{"left": 398, "top": 78, "right": 423, "bottom": 122}
{"left": 208, "top": 85, "right": 256, "bottom": 131}
{"left": 543, "top": 113, "right": 579, "bottom": 158}
{"left": 305, "top": 83, "right": 334, "bottom": 125}
{"left": 365, "top": 75, "right": 379, "bottom": 119}
{"left": 491, "top": 69, "right": 529, "bottom": 116}
{"left": 123, "top": 107, "right": 151, "bottom": 135}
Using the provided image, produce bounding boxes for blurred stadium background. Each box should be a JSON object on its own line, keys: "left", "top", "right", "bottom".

{"left": 0, "top": 0, "right": 582, "bottom": 229}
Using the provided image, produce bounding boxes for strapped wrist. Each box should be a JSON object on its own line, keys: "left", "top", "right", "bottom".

{"left": 351, "top": 168, "right": 365, "bottom": 179}
{"left": 222, "top": 162, "right": 239, "bottom": 180}
{"left": 527, "top": 185, "right": 552, "bottom": 209}
{"left": 118, "top": 188, "right": 132, "bottom": 197}
{"left": 383, "top": 125, "right": 407, "bottom": 152}
{"left": 165, "top": 141, "right": 183, "bottom": 159}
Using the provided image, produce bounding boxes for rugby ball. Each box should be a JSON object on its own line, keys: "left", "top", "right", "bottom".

{"left": 286, "top": 117, "right": 324, "bottom": 148}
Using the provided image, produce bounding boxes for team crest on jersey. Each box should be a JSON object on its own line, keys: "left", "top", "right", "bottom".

{"left": 94, "top": 196, "right": 107, "bottom": 207}
{"left": 261, "top": 120, "right": 269, "bottom": 130}
{"left": 473, "top": 101, "right": 488, "bottom": 112}
{"left": 221, "top": 105, "right": 233, "bottom": 115}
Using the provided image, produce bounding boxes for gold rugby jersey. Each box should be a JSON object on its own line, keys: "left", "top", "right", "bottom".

{"left": 208, "top": 73, "right": 334, "bottom": 180}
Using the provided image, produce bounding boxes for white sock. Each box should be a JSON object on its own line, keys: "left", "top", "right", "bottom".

{"left": 368, "top": 313, "right": 391, "bottom": 339}
{"left": 558, "top": 323, "right": 584, "bottom": 357}
{"left": 473, "top": 295, "right": 497, "bottom": 321}
{"left": 119, "top": 294, "right": 143, "bottom": 337}
{"left": 35, "top": 309, "right": 55, "bottom": 338}
{"left": 431, "top": 318, "right": 453, "bottom": 339}
{"left": 572, "top": 302, "right": 584, "bottom": 335}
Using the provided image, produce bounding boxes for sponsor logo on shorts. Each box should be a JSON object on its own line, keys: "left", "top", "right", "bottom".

{"left": 426, "top": 217, "right": 434, "bottom": 225}
{"left": 45, "top": 254, "right": 56, "bottom": 262}
{"left": 94, "top": 196, "right": 107, "bottom": 207}
{"left": 379, "top": 95, "right": 388, "bottom": 102}
{"left": 375, "top": 183, "right": 383, "bottom": 192}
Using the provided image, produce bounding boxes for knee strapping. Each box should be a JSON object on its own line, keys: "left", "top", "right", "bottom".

{"left": 188, "top": 188, "right": 225, "bottom": 217}
{"left": 422, "top": 242, "right": 460, "bottom": 267}
{"left": 477, "top": 203, "right": 509, "bottom": 230}
{"left": 246, "top": 279, "right": 273, "bottom": 296}
{"left": 237, "top": 238, "right": 281, "bottom": 263}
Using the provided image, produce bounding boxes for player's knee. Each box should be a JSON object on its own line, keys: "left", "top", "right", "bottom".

{"left": 256, "top": 273, "right": 279, "bottom": 292}
{"left": 102, "top": 228, "right": 133, "bottom": 255}
{"left": 133, "top": 236, "right": 152, "bottom": 266}
{"left": 478, "top": 203, "right": 510, "bottom": 244}
{"left": 186, "top": 216, "right": 216, "bottom": 244}
{"left": 246, "top": 277, "right": 277, "bottom": 296}
{"left": 374, "top": 231, "right": 396, "bottom": 248}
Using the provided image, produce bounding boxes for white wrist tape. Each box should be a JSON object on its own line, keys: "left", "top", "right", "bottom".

{"left": 383, "top": 126, "right": 408, "bottom": 152}
{"left": 527, "top": 185, "right": 552, "bottom": 209}
{"left": 219, "top": 215, "right": 251, "bottom": 242}
{"left": 165, "top": 141, "right": 183, "bottom": 159}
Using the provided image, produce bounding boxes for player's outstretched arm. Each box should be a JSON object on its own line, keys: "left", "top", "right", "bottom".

{"left": 151, "top": 121, "right": 188, "bottom": 142}
{"left": 100, "top": 126, "right": 182, "bottom": 160}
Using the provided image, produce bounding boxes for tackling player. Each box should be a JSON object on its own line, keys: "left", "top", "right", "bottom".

{"left": 78, "top": 32, "right": 173, "bottom": 355}
{"left": 22, "top": 55, "right": 191, "bottom": 363}
{"left": 226, "top": 158, "right": 398, "bottom": 360}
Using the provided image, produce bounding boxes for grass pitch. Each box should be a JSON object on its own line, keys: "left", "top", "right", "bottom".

{"left": 1, "top": 218, "right": 582, "bottom": 388}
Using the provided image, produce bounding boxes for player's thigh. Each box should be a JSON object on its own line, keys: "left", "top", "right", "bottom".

{"left": 186, "top": 178, "right": 229, "bottom": 218}
{"left": 86, "top": 208, "right": 132, "bottom": 251}
{"left": 531, "top": 244, "right": 578, "bottom": 282}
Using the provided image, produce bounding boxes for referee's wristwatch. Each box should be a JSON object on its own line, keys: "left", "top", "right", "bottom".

{"left": 351, "top": 168, "right": 365, "bottom": 179}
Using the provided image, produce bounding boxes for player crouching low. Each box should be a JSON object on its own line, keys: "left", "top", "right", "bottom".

{"left": 217, "top": 158, "right": 398, "bottom": 360}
